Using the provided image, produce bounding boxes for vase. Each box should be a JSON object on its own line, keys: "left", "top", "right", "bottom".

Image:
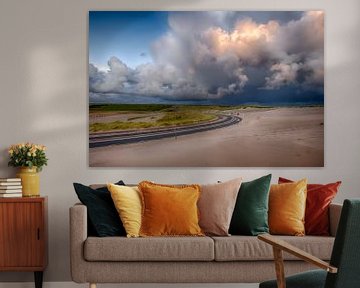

{"left": 16, "top": 167, "right": 40, "bottom": 197}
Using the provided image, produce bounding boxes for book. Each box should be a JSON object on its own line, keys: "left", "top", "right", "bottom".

{"left": 0, "top": 182, "right": 22, "bottom": 186}
{"left": 0, "top": 193, "right": 22, "bottom": 198}
{"left": 0, "top": 185, "right": 22, "bottom": 189}
{"left": 0, "top": 178, "right": 21, "bottom": 182}
{"left": 0, "top": 188, "right": 22, "bottom": 192}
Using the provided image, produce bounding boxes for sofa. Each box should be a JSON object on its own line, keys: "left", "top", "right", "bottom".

{"left": 70, "top": 200, "right": 342, "bottom": 287}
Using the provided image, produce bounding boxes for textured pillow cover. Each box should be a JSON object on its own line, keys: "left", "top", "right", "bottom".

{"left": 279, "top": 177, "right": 341, "bottom": 236}
{"left": 269, "top": 179, "right": 307, "bottom": 236}
{"left": 139, "top": 181, "right": 203, "bottom": 237}
{"left": 198, "top": 178, "right": 242, "bottom": 236}
{"left": 107, "top": 183, "right": 142, "bottom": 238}
{"left": 229, "top": 174, "right": 272, "bottom": 236}
{"left": 73, "top": 181, "right": 126, "bottom": 237}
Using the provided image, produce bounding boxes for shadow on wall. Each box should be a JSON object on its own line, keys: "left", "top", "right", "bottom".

{"left": 0, "top": 0, "right": 206, "bottom": 283}
{"left": 0, "top": 149, "right": 11, "bottom": 178}
{"left": 0, "top": 0, "right": 89, "bottom": 283}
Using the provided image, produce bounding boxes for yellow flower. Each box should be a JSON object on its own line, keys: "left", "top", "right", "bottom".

{"left": 8, "top": 149, "right": 13, "bottom": 155}
{"left": 27, "top": 152, "right": 32, "bottom": 157}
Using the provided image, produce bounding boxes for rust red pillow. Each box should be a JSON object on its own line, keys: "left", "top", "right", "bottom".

{"left": 278, "top": 177, "right": 341, "bottom": 236}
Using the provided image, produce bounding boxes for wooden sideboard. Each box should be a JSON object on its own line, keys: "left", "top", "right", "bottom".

{"left": 0, "top": 197, "right": 47, "bottom": 288}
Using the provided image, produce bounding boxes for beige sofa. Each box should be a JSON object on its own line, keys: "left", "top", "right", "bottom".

{"left": 70, "top": 202, "right": 342, "bottom": 287}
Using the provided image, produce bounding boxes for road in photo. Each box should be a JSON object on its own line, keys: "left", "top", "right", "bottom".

{"left": 90, "top": 115, "right": 241, "bottom": 148}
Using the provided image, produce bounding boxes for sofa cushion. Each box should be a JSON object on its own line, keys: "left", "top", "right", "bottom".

{"left": 212, "top": 236, "right": 334, "bottom": 261}
{"left": 73, "top": 181, "right": 126, "bottom": 237}
{"left": 139, "top": 181, "right": 203, "bottom": 237}
{"left": 108, "top": 184, "right": 142, "bottom": 238}
{"left": 269, "top": 179, "right": 307, "bottom": 236}
{"left": 279, "top": 177, "right": 341, "bottom": 236}
{"left": 229, "top": 174, "right": 271, "bottom": 236}
{"left": 199, "top": 178, "right": 242, "bottom": 236}
{"left": 84, "top": 236, "right": 214, "bottom": 261}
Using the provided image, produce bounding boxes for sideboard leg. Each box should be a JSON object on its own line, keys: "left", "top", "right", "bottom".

{"left": 90, "top": 283, "right": 97, "bottom": 288}
{"left": 34, "top": 271, "right": 43, "bottom": 288}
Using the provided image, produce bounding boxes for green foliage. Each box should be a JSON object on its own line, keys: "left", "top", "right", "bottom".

{"left": 89, "top": 104, "right": 276, "bottom": 133}
{"left": 157, "top": 111, "right": 215, "bottom": 126}
{"left": 89, "top": 110, "right": 217, "bottom": 132}
{"left": 90, "top": 121, "right": 154, "bottom": 132}
{"left": 8, "top": 143, "right": 48, "bottom": 172}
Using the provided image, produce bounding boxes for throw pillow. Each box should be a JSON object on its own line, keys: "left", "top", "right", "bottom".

{"left": 269, "top": 179, "right": 307, "bottom": 236}
{"left": 279, "top": 177, "right": 341, "bottom": 236}
{"left": 138, "top": 181, "right": 203, "bottom": 237}
{"left": 229, "top": 174, "right": 272, "bottom": 236}
{"left": 107, "top": 183, "right": 142, "bottom": 238}
{"left": 198, "top": 178, "right": 242, "bottom": 236}
{"left": 73, "top": 181, "right": 126, "bottom": 237}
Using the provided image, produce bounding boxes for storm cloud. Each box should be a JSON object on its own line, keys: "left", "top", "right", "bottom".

{"left": 89, "top": 11, "right": 324, "bottom": 102}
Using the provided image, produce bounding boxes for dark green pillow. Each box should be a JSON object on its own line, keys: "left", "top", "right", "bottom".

{"left": 229, "top": 174, "right": 272, "bottom": 236}
{"left": 73, "top": 181, "right": 126, "bottom": 237}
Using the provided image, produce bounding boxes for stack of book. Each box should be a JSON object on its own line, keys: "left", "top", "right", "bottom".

{"left": 0, "top": 178, "right": 22, "bottom": 197}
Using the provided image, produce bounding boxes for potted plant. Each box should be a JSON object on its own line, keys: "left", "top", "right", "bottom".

{"left": 8, "top": 143, "right": 48, "bottom": 197}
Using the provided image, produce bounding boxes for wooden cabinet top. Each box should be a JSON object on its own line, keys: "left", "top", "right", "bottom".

{"left": 0, "top": 196, "right": 47, "bottom": 203}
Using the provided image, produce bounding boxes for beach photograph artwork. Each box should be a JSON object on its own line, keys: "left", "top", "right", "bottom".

{"left": 89, "top": 11, "right": 324, "bottom": 167}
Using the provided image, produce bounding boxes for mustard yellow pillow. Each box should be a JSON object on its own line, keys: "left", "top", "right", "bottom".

{"left": 107, "top": 183, "right": 142, "bottom": 238}
{"left": 138, "top": 181, "right": 204, "bottom": 237}
{"left": 269, "top": 179, "right": 307, "bottom": 236}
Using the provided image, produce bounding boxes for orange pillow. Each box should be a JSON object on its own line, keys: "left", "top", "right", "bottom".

{"left": 269, "top": 179, "right": 307, "bottom": 236}
{"left": 278, "top": 177, "right": 341, "bottom": 236}
{"left": 138, "top": 181, "right": 204, "bottom": 237}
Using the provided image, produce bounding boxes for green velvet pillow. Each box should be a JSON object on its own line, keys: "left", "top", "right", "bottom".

{"left": 229, "top": 174, "right": 272, "bottom": 236}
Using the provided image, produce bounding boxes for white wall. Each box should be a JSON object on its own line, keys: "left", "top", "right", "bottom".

{"left": 0, "top": 0, "right": 359, "bottom": 283}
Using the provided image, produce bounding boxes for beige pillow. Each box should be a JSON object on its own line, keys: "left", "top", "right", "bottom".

{"left": 198, "top": 178, "right": 242, "bottom": 236}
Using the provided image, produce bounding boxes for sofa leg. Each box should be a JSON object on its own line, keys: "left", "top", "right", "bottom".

{"left": 89, "top": 283, "right": 97, "bottom": 288}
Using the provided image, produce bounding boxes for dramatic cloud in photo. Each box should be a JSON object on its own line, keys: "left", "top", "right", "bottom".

{"left": 89, "top": 11, "right": 324, "bottom": 104}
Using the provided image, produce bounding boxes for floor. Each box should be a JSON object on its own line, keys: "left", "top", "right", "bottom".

{"left": 0, "top": 283, "right": 259, "bottom": 288}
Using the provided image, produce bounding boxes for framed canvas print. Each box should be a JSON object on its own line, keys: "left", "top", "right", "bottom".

{"left": 89, "top": 11, "right": 324, "bottom": 167}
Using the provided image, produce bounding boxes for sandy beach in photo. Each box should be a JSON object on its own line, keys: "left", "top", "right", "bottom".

{"left": 89, "top": 107, "right": 324, "bottom": 167}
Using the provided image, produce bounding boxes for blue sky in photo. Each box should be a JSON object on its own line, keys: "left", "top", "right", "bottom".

{"left": 89, "top": 11, "right": 324, "bottom": 105}
{"left": 89, "top": 11, "right": 169, "bottom": 69}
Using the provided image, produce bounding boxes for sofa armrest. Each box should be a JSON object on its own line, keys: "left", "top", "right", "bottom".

{"left": 329, "top": 203, "right": 342, "bottom": 237}
{"left": 69, "top": 203, "right": 88, "bottom": 283}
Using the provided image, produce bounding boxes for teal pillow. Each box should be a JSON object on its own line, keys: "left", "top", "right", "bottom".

{"left": 229, "top": 174, "right": 272, "bottom": 236}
